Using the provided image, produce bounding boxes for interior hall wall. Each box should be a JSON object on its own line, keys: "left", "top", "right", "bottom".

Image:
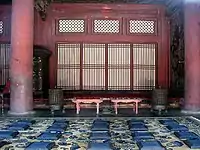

{"left": 0, "top": 4, "right": 170, "bottom": 91}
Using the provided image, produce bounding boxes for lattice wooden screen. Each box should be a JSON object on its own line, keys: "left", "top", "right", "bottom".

{"left": 129, "top": 20, "right": 155, "bottom": 34}
{"left": 0, "top": 43, "right": 10, "bottom": 85}
{"left": 57, "top": 43, "right": 156, "bottom": 90}
{"left": 108, "top": 44, "right": 130, "bottom": 90}
{"left": 133, "top": 44, "right": 156, "bottom": 90}
{"left": 57, "top": 44, "right": 80, "bottom": 90}
{"left": 0, "top": 21, "right": 3, "bottom": 34}
{"left": 57, "top": 19, "right": 157, "bottom": 35}
{"left": 83, "top": 44, "right": 105, "bottom": 90}
{"left": 93, "top": 20, "right": 120, "bottom": 33}
{"left": 58, "top": 19, "right": 85, "bottom": 33}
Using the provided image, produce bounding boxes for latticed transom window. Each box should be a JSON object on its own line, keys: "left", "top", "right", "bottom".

{"left": 0, "top": 21, "right": 3, "bottom": 34}
{"left": 129, "top": 20, "right": 155, "bottom": 34}
{"left": 93, "top": 20, "right": 120, "bottom": 33}
{"left": 58, "top": 19, "right": 85, "bottom": 33}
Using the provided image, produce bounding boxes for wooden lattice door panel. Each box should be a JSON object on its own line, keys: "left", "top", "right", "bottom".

{"left": 57, "top": 43, "right": 80, "bottom": 90}
{"left": 108, "top": 44, "right": 131, "bottom": 90}
{"left": 133, "top": 44, "right": 156, "bottom": 90}
{"left": 83, "top": 44, "right": 105, "bottom": 90}
{"left": 0, "top": 43, "right": 10, "bottom": 85}
{"left": 56, "top": 43, "right": 157, "bottom": 90}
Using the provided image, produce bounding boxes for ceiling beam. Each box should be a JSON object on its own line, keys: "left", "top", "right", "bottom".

{"left": 34, "top": 0, "right": 52, "bottom": 21}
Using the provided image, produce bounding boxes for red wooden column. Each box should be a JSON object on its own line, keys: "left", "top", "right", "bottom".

{"left": 9, "top": 0, "right": 34, "bottom": 115}
{"left": 183, "top": 2, "right": 200, "bottom": 113}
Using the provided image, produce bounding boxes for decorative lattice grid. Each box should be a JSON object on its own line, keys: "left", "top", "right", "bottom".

{"left": 94, "top": 20, "right": 120, "bottom": 33}
{"left": 57, "top": 43, "right": 80, "bottom": 89}
{"left": 58, "top": 19, "right": 85, "bottom": 33}
{"left": 0, "top": 43, "right": 10, "bottom": 85}
{"left": 0, "top": 21, "right": 3, "bottom": 34}
{"left": 129, "top": 20, "right": 155, "bottom": 34}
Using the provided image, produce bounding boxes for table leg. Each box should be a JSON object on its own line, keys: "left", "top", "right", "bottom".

{"left": 96, "top": 103, "right": 99, "bottom": 114}
{"left": 135, "top": 102, "right": 139, "bottom": 114}
{"left": 114, "top": 103, "right": 118, "bottom": 115}
{"left": 0, "top": 94, "right": 3, "bottom": 114}
{"left": 76, "top": 102, "right": 80, "bottom": 114}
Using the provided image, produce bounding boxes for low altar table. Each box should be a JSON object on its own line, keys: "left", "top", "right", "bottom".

{"left": 72, "top": 98, "right": 103, "bottom": 114}
{"left": 111, "top": 98, "right": 142, "bottom": 114}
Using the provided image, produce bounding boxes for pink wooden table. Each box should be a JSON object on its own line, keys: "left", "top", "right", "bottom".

{"left": 111, "top": 98, "right": 142, "bottom": 115}
{"left": 72, "top": 98, "right": 103, "bottom": 114}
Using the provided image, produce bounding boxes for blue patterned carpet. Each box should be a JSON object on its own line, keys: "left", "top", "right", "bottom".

{"left": 0, "top": 116, "right": 200, "bottom": 149}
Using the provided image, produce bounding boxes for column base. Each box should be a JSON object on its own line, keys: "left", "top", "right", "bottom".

{"left": 182, "top": 103, "right": 200, "bottom": 114}
{"left": 8, "top": 110, "right": 35, "bottom": 116}
{"left": 181, "top": 110, "right": 200, "bottom": 114}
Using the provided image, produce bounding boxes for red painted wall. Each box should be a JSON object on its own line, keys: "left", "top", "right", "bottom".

{"left": 0, "top": 3, "right": 170, "bottom": 90}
